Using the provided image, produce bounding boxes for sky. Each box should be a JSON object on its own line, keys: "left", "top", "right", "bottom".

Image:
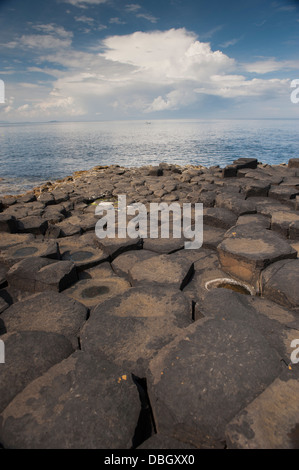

{"left": 0, "top": 0, "right": 299, "bottom": 121}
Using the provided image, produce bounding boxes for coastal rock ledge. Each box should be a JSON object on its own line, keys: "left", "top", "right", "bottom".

{"left": 0, "top": 158, "right": 299, "bottom": 449}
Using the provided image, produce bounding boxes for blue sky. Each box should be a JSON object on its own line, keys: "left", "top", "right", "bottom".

{"left": 0, "top": 0, "right": 299, "bottom": 121}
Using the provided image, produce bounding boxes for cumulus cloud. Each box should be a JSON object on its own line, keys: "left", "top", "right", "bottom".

{"left": 1, "top": 27, "right": 294, "bottom": 120}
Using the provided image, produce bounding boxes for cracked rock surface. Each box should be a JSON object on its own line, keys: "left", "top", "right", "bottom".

{"left": 0, "top": 159, "right": 299, "bottom": 449}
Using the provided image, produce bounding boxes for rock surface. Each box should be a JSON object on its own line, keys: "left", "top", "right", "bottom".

{"left": 0, "top": 159, "right": 298, "bottom": 449}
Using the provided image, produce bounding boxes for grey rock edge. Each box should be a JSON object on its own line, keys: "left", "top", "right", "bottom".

{"left": 0, "top": 158, "right": 298, "bottom": 449}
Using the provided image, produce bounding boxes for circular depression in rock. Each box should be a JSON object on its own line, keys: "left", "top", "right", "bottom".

{"left": 63, "top": 250, "right": 95, "bottom": 262}
{"left": 12, "top": 246, "right": 39, "bottom": 257}
{"left": 205, "top": 278, "right": 254, "bottom": 296}
{"left": 81, "top": 285, "right": 110, "bottom": 299}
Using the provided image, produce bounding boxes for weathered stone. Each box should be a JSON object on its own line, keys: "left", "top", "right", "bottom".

{"left": 268, "top": 186, "right": 299, "bottom": 203}
{"left": 236, "top": 213, "right": 270, "bottom": 229}
{"left": 202, "top": 225, "right": 226, "bottom": 250}
{"left": 271, "top": 211, "right": 299, "bottom": 238}
{"left": 37, "top": 192, "right": 55, "bottom": 206}
{"left": 222, "top": 158, "right": 258, "bottom": 178}
{"left": 138, "top": 433, "right": 196, "bottom": 449}
{"left": 261, "top": 258, "right": 299, "bottom": 309}
{"left": 42, "top": 206, "right": 66, "bottom": 224}
{"left": 0, "top": 233, "right": 35, "bottom": 250}
{"left": 290, "top": 220, "right": 299, "bottom": 239}
{"left": 0, "top": 214, "right": 17, "bottom": 233}
{"left": 17, "top": 192, "right": 36, "bottom": 204}
{"left": 80, "top": 285, "right": 192, "bottom": 374}
{"left": 17, "top": 216, "right": 48, "bottom": 235}
{"left": 225, "top": 369, "right": 299, "bottom": 449}
{"left": 217, "top": 227, "right": 297, "bottom": 288}
{"left": 1, "top": 291, "right": 88, "bottom": 348}
{"left": 203, "top": 207, "right": 238, "bottom": 229}
{"left": 56, "top": 219, "right": 83, "bottom": 237}
{"left": 111, "top": 249, "right": 158, "bottom": 278}
{"left": 142, "top": 237, "right": 185, "bottom": 254}
{"left": 0, "top": 330, "right": 74, "bottom": 413}
{"left": 0, "top": 350, "right": 140, "bottom": 449}
{"left": 129, "top": 252, "right": 194, "bottom": 290}
{"left": 215, "top": 193, "right": 256, "bottom": 216}
{"left": 241, "top": 179, "right": 271, "bottom": 198}
{"left": 147, "top": 318, "right": 282, "bottom": 448}
{"left": 58, "top": 238, "right": 108, "bottom": 271}
{"left": 200, "top": 288, "right": 298, "bottom": 360}
{"left": 6, "top": 257, "right": 77, "bottom": 293}
{"left": 95, "top": 236, "right": 143, "bottom": 259}
{"left": 288, "top": 158, "right": 299, "bottom": 169}
{"left": 0, "top": 241, "right": 60, "bottom": 267}
{"left": 64, "top": 274, "right": 131, "bottom": 308}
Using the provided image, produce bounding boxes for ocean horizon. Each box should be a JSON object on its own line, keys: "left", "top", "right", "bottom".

{"left": 0, "top": 118, "right": 298, "bottom": 196}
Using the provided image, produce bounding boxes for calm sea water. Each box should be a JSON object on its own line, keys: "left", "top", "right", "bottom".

{"left": 0, "top": 119, "right": 298, "bottom": 196}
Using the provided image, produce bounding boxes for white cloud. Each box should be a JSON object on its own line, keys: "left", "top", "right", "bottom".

{"left": 125, "top": 4, "right": 142, "bottom": 13}
{"left": 62, "top": 0, "right": 108, "bottom": 7}
{"left": 244, "top": 58, "right": 299, "bottom": 74}
{"left": 19, "top": 34, "right": 72, "bottom": 50}
{"left": 136, "top": 13, "right": 158, "bottom": 23}
{"left": 75, "top": 15, "right": 95, "bottom": 24}
{"left": 31, "top": 24, "right": 72, "bottom": 38}
{"left": 1, "top": 28, "right": 296, "bottom": 120}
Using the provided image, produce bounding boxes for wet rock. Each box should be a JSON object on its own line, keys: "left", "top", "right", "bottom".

{"left": 1, "top": 291, "right": 88, "bottom": 348}
{"left": 147, "top": 317, "right": 282, "bottom": 448}
{"left": 225, "top": 368, "right": 299, "bottom": 449}
{"left": 0, "top": 330, "right": 74, "bottom": 413}
{"left": 261, "top": 258, "right": 299, "bottom": 309}
{"left": 0, "top": 350, "right": 140, "bottom": 449}
{"left": 6, "top": 257, "right": 78, "bottom": 293}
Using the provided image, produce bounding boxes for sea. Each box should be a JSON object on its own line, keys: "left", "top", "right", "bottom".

{"left": 0, "top": 119, "right": 298, "bottom": 196}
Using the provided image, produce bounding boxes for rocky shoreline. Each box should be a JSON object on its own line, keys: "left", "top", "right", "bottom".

{"left": 0, "top": 157, "right": 299, "bottom": 449}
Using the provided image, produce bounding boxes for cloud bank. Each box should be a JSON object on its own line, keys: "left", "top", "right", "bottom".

{"left": 0, "top": 26, "right": 294, "bottom": 120}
